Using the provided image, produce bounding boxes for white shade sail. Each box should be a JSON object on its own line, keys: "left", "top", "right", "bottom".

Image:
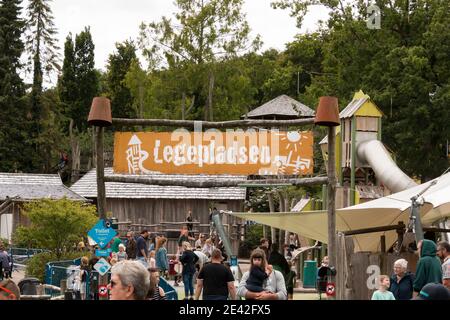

{"left": 232, "top": 172, "right": 450, "bottom": 252}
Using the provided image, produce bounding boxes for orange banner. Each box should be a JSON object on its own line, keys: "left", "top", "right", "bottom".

{"left": 113, "top": 130, "right": 313, "bottom": 175}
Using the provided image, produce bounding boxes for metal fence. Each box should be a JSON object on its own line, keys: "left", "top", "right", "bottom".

{"left": 45, "top": 260, "right": 178, "bottom": 300}
{"left": 7, "top": 248, "right": 50, "bottom": 267}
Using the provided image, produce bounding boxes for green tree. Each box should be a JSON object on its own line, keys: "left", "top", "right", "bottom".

{"left": 0, "top": 0, "right": 31, "bottom": 172}
{"left": 25, "top": 0, "right": 60, "bottom": 171}
{"left": 124, "top": 58, "right": 150, "bottom": 119}
{"left": 274, "top": 0, "right": 450, "bottom": 181}
{"left": 58, "top": 33, "right": 77, "bottom": 131}
{"left": 105, "top": 40, "right": 137, "bottom": 119}
{"left": 139, "top": 0, "right": 261, "bottom": 120}
{"left": 15, "top": 199, "right": 97, "bottom": 259}
{"left": 73, "top": 26, "right": 98, "bottom": 131}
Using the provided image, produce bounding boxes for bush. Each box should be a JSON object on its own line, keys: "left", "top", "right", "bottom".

{"left": 238, "top": 224, "right": 263, "bottom": 258}
{"left": 0, "top": 237, "right": 9, "bottom": 249}
{"left": 18, "top": 198, "right": 97, "bottom": 259}
{"left": 26, "top": 251, "right": 91, "bottom": 282}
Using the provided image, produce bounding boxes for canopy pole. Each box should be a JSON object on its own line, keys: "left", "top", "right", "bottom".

{"left": 327, "top": 126, "right": 337, "bottom": 299}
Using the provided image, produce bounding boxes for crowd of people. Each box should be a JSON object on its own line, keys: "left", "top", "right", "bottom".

{"left": 1, "top": 215, "right": 449, "bottom": 301}
{"left": 371, "top": 239, "right": 450, "bottom": 300}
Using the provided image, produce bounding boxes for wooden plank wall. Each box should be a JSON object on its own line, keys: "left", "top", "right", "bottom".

{"left": 337, "top": 233, "right": 419, "bottom": 300}
{"left": 106, "top": 198, "right": 244, "bottom": 256}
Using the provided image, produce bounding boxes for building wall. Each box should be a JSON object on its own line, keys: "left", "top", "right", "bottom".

{"left": 103, "top": 198, "right": 244, "bottom": 256}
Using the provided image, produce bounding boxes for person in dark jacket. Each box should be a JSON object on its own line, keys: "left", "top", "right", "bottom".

{"left": 179, "top": 242, "right": 199, "bottom": 300}
{"left": 389, "top": 258, "right": 414, "bottom": 300}
{"left": 125, "top": 231, "right": 137, "bottom": 260}
{"left": 413, "top": 239, "right": 442, "bottom": 296}
{"left": 268, "top": 243, "right": 290, "bottom": 277}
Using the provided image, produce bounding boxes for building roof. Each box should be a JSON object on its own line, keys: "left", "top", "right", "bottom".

{"left": 245, "top": 95, "right": 315, "bottom": 119}
{"left": 70, "top": 168, "right": 247, "bottom": 200}
{"left": 356, "top": 185, "right": 384, "bottom": 199}
{"left": 0, "top": 173, "right": 86, "bottom": 201}
{"left": 339, "top": 90, "right": 383, "bottom": 119}
{"left": 292, "top": 198, "right": 311, "bottom": 212}
{"left": 339, "top": 97, "right": 368, "bottom": 119}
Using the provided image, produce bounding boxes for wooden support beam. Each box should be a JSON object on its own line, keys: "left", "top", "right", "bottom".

{"left": 103, "top": 175, "right": 328, "bottom": 188}
{"left": 342, "top": 223, "right": 405, "bottom": 236}
{"left": 423, "top": 227, "right": 450, "bottom": 233}
{"left": 112, "top": 117, "right": 315, "bottom": 129}
{"left": 95, "top": 127, "right": 107, "bottom": 220}
{"left": 0, "top": 197, "right": 17, "bottom": 215}
{"left": 380, "top": 235, "right": 386, "bottom": 253}
{"left": 327, "top": 126, "right": 337, "bottom": 269}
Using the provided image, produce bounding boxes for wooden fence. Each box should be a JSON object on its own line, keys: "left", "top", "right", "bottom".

{"left": 336, "top": 233, "right": 418, "bottom": 300}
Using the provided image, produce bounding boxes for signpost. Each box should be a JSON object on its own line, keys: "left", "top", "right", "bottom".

{"left": 88, "top": 219, "right": 117, "bottom": 249}
{"left": 98, "top": 285, "right": 109, "bottom": 298}
{"left": 326, "top": 283, "right": 336, "bottom": 297}
{"left": 94, "top": 258, "right": 112, "bottom": 276}
{"left": 95, "top": 248, "right": 112, "bottom": 257}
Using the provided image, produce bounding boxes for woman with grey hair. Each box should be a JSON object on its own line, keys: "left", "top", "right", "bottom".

{"left": 108, "top": 260, "right": 150, "bottom": 300}
{"left": 389, "top": 258, "right": 414, "bottom": 300}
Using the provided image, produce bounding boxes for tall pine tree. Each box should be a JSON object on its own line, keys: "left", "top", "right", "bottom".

{"left": 25, "top": 0, "right": 60, "bottom": 170}
{"left": 105, "top": 40, "right": 137, "bottom": 119}
{"left": 0, "top": 0, "right": 31, "bottom": 172}
{"left": 58, "top": 33, "right": 76, "bottom": 131}
{"left": 59, "top": 28, "right": 98, "bottom": 132}
{"left": 73, "top": 26, "right": 98, "bottom": 131}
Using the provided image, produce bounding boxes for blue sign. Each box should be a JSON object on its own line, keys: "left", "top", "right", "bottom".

{"left": 95, "top": 249, "right": 112, "bottom": 257}
{"left": 94, "top": 258, "right": 112, "bottom": 276}
{"left": 88, "top": 219, "right": 117, "bottom": 249}
{"left": 230, "top": 255, "right": 238, "bottom": 267}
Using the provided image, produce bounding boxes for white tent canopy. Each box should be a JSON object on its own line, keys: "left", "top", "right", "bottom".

{"left": 232, "top": 172, "right": 450, "bottom": 252}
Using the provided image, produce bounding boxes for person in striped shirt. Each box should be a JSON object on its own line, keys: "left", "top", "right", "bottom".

{"left": 147, "top": 267, "right": 166, "bottom": 300}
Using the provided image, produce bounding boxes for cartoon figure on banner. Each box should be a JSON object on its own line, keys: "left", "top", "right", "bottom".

{"left": 259, "top": 131, "right": 312, "bottom": 175}
{"left": 126, "top": 135, "right": 157, "bottom": 174}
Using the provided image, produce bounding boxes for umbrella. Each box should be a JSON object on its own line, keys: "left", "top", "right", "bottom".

{"left": 231, "top": 172, "right": 450, "bottom": 252}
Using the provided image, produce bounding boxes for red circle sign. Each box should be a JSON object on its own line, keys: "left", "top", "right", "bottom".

{"left": 98, "top": 285, "right": 109, "bottom": 297}
{"left": 326, "top": 283, "right": 336, "bottom": 296}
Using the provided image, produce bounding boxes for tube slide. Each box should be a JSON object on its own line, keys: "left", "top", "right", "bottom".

{"left": 356, "top": 140, "right": 418, "bottom": 193}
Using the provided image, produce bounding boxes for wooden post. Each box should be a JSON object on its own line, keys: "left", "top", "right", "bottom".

{"left": 396, "top": 221, "right": 405, "bottom": 252}
{"left": 96, "top": 126, "right": 106, "bottom": 220}
{"left": 327, "top": 126, "right": 337, "bottom": 299}
{"left": 95, "top": 125, "right": 109, "bottom": 300}
{"left": 267, "top": 191, "right": 276, "bottom": 245}
{"left": 380, "top": 235, "right": 386, "bottom": 253}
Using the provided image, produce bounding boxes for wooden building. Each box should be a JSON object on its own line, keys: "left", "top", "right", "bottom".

{"left": 243, "top": 94, "right": 315, "bottom": 120}
{"left": 0, "top": 173, "right": 87, "bottom": 241}
{"left": 70, "top": 168, "right": 247, "bottom": 254}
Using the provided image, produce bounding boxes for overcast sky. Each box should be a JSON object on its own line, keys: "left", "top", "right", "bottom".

{"left": 22, "top": 0, "right": 329, "bottom": 73}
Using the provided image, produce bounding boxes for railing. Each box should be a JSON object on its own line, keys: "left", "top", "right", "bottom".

{"left": 44, "top": 259, "right": 178, "bottom": 300}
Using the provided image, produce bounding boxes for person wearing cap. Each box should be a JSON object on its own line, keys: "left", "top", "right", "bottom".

{"left": 413, "top": 283, "right": 450, "bottom": 300}
{"left": 413, "top": 239, "right": 442, "bottom": 297}
{"left": 195, "top": 248, "right": 236, "bottom": 300}
{"left": 237, "top": 249, "right": 287, "bottom": 300}
{"left": 0, "top": 279, "right": 20, "bottom": 300}
{"left": 437, "top": 241, "right": 450, "bottom": 289}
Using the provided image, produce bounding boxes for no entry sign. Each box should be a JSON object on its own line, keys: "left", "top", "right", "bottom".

{"left": 326, "top": 283, "right": 336, "bottom": 297}
{"left": 98, "top": 285, "right": 108, "bottom": 298}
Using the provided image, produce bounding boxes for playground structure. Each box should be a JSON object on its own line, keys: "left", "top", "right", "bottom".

{"left": 87, "top": 92, "right": 449, "bottom": 299}
{"left": 319, "top": 90, "right": 418, "bottom": 207}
